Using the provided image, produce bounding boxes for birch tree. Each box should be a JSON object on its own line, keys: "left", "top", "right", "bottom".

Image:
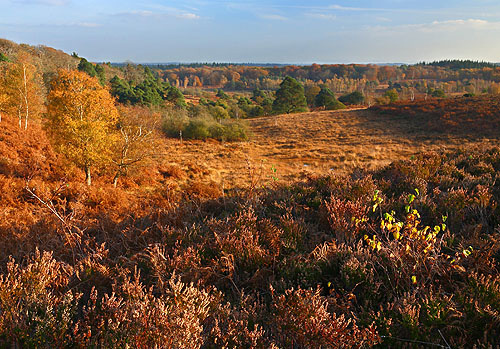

{"left": 46, "top": 70, "right": 119, "bottom": 186}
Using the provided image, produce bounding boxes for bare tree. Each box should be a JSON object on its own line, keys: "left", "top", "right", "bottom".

{"left": 112, "top": 106, "right": 160, "bottom": 187}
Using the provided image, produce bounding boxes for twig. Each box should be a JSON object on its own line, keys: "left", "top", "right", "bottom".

{"left": 24, "top": 182, "right": 82, "bottom": 263}
{"left": 438, "top": 329, "right": 452, "bottom": 349}
{"left": 381, "top": 335, "right": 448, "bottom": 348}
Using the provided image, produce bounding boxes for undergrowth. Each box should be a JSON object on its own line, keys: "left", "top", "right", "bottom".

{"left": 1, "top": 120, "right": 500, "bottom": 346}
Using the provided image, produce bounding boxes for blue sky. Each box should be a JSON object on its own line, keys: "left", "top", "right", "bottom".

{"left": 1, "top": 0, "right": 500, "bottom": 63}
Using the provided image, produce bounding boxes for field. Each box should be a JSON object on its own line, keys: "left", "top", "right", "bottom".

{"left": 164, "top": 105, "right": 500, "bottom": 189}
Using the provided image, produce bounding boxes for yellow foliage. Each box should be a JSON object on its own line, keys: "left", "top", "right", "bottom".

{"left": 0, "top": 54, "right": 44, "bottom": 129}
{"left": 46, "top": 70, "right": 119, "bottom": 185}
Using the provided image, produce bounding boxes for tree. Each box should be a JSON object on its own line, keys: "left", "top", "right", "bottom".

{"left": 384, "top": 89, "right": 399, "bottom": 103}
{"left": 314, "top": 86, "right": 346, "bottom": 110}
{"left": 46, "top": 70, "right": 119, "bottom": 186}
{"left": 304, "top": 84, "right": 321, "bottom": 107}
{"left": 166, "top": 86, "right": 186, "bottom": 108}
{"left": 112, "top": 106, "right": 159, "bottom": 187}
{"left": 431, "top": 89, "right": 446, "bottom": 98}
{"left": 0, "top": 55, "right": 44, "bottom": 130}
{"left": 272, "top": 76, "right": 308, "bottom": 114}
{"left": 78, "top": 58, "right": 106, "bottom": 85}
{"left": 252, "top": 88, "right": 266, "bottom": 104}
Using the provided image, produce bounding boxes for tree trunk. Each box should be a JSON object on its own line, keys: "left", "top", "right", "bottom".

{"left": 23, "top": 63, "right": 29, "bottom": 130}
{"left": 113, "top": 173, "right": 119, "bottom": 188}
{"left": 85, "top": 166, "right": 91, "bottom": 186}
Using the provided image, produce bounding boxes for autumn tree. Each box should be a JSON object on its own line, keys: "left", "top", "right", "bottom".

{"left": 272, "top": 76, "right": 308, "bottom": 114}
{"left": 46, "top": 70, "right": 119, "bottom": 186}
{"left": 0, "top": 54, "right": 44, "bottom": 129}
{"left": 112, "top": 105, "right": 159, "bottom": 187}
{"left": 304, "top": 84, "right": 321, "bottom": 107}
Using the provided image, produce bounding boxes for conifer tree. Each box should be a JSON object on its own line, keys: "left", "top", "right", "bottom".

{"left": 272, "top": 76, "right": 308, "bottom": 114}
{"left": 315, "top": 86, "right": 346, "bottom": 110}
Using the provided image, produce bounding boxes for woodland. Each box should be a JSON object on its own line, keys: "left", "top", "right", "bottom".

{"left": 1, "top": 38, "right": 500, "bottom": 347}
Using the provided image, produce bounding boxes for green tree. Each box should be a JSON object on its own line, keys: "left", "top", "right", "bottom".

{"left": 251, "top": 88, "right": 266, "bottom": 104}
{"left": 384, "top": 89, "right": 399, "bottom": 103}
{"left": 315, "top": 86, "right": 346, "bottom": 110}
{"left": 78, "top": 58, "right": 105, "bottom": 85}
{"left": 431, "top": 89, "right": 446, "bottom": 98}
{"left": 167, "top": 86, "right": 187, "bottom": 108}
{"left": 272, "top": 76, "right": 308, "bottom": 114}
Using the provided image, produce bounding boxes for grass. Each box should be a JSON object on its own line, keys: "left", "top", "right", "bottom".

{"left": 161, "top": 105, "right": 500, "bottom": 190}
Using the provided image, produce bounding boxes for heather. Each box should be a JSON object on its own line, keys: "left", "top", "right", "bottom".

{"left": 2, "top": 39, "right": 500, "bottom": 348}
{"left": 1, "top": 111, "right": 500, "bottom": 347}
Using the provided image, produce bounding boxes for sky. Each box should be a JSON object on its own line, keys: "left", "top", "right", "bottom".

{"left": 1, "top": 0, "right": 500, "bottom": 63}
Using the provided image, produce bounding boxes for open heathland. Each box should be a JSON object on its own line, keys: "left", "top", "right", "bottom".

{"left": 1, "top": 98, "right": 500, "bottom": 346}
{"left": 162, "top": 101, "right": 500, "bottom": 189}
{"left": 2, "top": 39, "right": 500, "bottom": 347}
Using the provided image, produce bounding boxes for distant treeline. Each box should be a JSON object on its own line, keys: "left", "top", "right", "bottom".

{"left": 416, "top": 59, "right": 499, "bottom": 69}
{"left": 110, "top": 62, "right": 290, "bottom": 69}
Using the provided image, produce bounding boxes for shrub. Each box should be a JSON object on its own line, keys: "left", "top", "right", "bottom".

{"left": 271, "top": 287, "right": 379, "bottom": 347}
{"left": 162, "top": 108, "right": 189, "bottom": 137}
{"left": 184, "top": 118, "right": 212, "bottom": 140}
{"left": 164, "top": 114, "right": 249, "bottom": 142}
{"left": 431, "top": 89, "right": 446, "bottom": 98}
{"left": 0, "top": 250, "right": 79, "bottom": 348}
{"left": 220, "top": 120, "right": 249, "bottom": 141}
{"left": 384, "top": 89, "right": 399, "bottom": 103}
{"left": 339, "top": 91, "right": 365, "bottom": 105}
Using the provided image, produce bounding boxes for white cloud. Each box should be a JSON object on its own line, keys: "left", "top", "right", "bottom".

{"left": 329, "top": 5, "right": 384, "bottom": 12}
{"left": 126, "top": 10, "right": 154, "bottom": 17}
{"left": 260, "top": 14, "right": 287, "bottom": 21}
{"left": 306, "top": 13, "right": 337, "bottom": 20}
{"left": 176, "top": 13, "right": 200, "bottom": 20}
{"left": 389, "top": 18, "right": 498, "bottom": 32}
{"left": 117, "top": 9, "right": 200, "bottom": 20}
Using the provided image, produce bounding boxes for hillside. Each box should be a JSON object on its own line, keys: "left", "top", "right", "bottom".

{"left": 371, "top": 94, "right": 500, "bottom": 136}
{"left": 0, "top": 38, "right": 78, "bottom": 78}
{"left": 162, "top": 106, "right": 500, "bottom": 189}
